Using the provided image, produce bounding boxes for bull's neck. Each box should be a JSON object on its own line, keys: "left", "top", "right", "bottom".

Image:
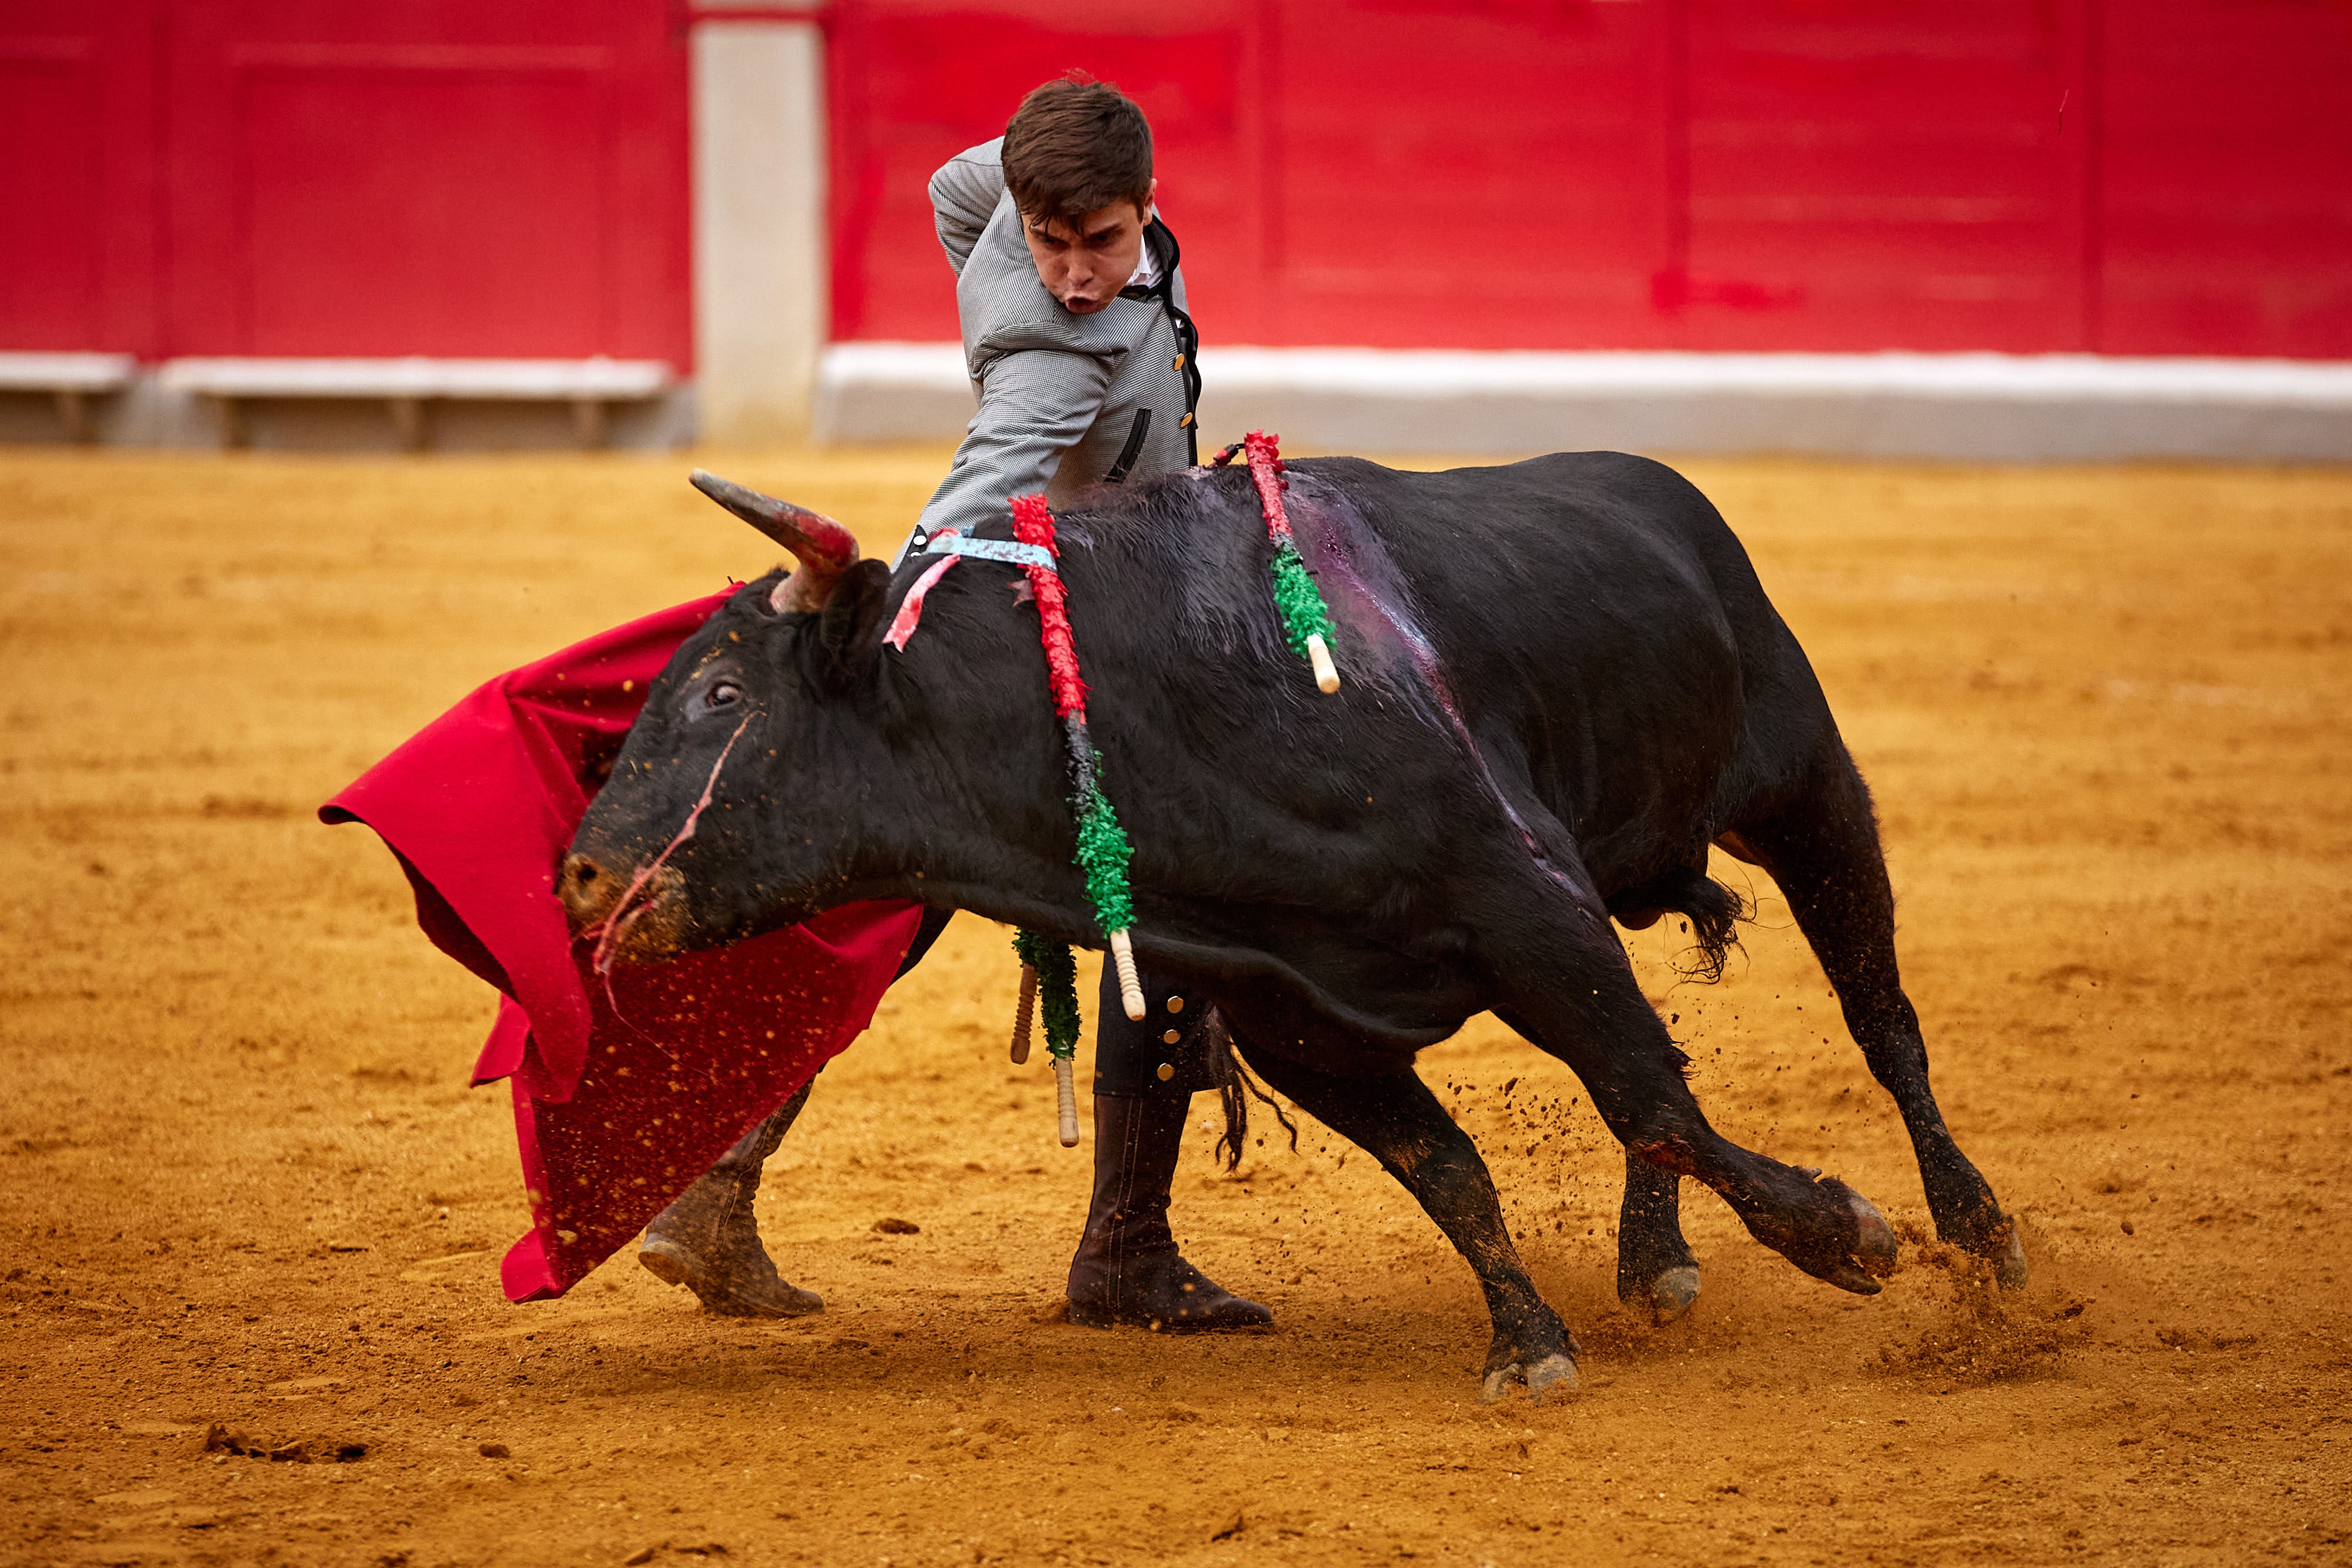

{"left": 842, "top": 551, "right": 1131, "bottom": 946}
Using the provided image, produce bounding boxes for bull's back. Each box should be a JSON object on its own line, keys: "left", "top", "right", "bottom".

{"left": 1307, "top": 453, "right": 1832, "bottom": 880}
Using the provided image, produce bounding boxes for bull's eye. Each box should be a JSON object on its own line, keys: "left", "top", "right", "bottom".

{"left": 706, "top": 680, "right": 740, "bottom": 710}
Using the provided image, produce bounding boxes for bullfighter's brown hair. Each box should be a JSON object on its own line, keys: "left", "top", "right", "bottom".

{"left": 1001, "top": 73, "right": 1154, "bottom": 230}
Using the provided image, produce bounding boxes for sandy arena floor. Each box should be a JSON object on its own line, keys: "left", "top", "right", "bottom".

{"left": 1, "top": 445, "right": 2347, "bottom": 1567}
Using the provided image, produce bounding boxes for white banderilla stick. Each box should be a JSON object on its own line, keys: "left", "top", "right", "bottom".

{"left": 1053, "top": 1055, "right": 1080, "bottom": 1147}
{"left": 1010, "top": 964, "right": 1036, "bottom": 1064}
{"left": 1108, "top": 928, "right": 1146, "bottom": 1021}
{"left": 1306, "top": 631, "right": 1341, "bottom": 695}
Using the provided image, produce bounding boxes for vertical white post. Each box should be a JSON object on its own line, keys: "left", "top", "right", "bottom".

{"left": 691, "top": 3, "right": 827, "bottom": 446}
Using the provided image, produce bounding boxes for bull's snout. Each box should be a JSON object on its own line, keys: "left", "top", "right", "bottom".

{"left": 557, "top": 848, "right": 691, "bottom": 963}
{"left": 559, "top": 851, "right": 624, "bottom": 935}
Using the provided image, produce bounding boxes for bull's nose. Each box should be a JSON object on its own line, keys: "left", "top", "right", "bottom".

{"left": 559, "top": 851, "right": 621, "bottom": 932}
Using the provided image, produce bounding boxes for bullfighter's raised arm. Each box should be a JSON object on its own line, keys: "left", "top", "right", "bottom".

{"left": 930, "top": 138, "right": 1008, "bottom": 275}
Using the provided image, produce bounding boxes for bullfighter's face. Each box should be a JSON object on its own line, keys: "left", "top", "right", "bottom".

{"left": 1021, "top": 179, "right": 1158, "bottom": 315}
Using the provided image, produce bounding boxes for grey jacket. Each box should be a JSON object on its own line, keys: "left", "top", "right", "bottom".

{"left": 911, "top": 139, "right": 1202, "bottom": 543}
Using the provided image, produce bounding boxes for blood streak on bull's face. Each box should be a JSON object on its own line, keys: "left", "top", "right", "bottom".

{"left": 556, "top": 473, "right": 896, "bottom": 964}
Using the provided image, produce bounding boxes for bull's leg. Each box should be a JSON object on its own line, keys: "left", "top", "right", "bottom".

{"left": 1616, "top": 1152, "right": 1700, "bottom": 1323}
{"left": 1232, "top": 1040, "right": 1579, "bottom": 1403}
{"left": 1729, "top": 745, "right": 2026, "bottom": 1286}
{"left": 1487, "top": 892, "right": 1897, "bottom": 1295}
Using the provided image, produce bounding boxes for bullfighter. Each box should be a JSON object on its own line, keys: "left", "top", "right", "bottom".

{"left": 637, "top": 75, "right": 1269, "bottom": 1335}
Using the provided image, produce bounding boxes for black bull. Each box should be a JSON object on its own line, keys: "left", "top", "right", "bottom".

{"left": 560, "top": 452, "right": 2023, "bottom": 1402}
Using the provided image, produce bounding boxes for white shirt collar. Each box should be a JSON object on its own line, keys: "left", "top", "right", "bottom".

{"left": 1125, "top": 210, "right": 1162, "bottom": 293}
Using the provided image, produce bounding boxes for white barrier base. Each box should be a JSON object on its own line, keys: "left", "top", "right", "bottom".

{"left": 8, "top": 346, "right": 2343, "bottom": 459}
{"left": 817, "top": 343, "right": 2352, "bottom": 463}
{"left": 0, "top": 358, "right": 692, "bottom": 451}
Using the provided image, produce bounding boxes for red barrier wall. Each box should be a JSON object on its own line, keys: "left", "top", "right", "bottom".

{"left": 1, "top": 3, "right": 162, "bottom": 355}
{"left": 0, "top": 0, "right": 690, "bottom": 364}
{"left": 828, "top": 0, "right": 2352, "bottom": 358}
{"left": 5, "top": 2, "right": 2347, "bottom": 363}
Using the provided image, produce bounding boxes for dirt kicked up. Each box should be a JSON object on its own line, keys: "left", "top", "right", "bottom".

{"left": 2, "top": 446, "right": 2347, "bottom": 1568}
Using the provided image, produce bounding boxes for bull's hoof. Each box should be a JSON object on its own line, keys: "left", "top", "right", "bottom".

{"left": 1479, "top": 1353, "right": 1579, "bottom": 1405}
{"left": 1935, "top": 1203, "right": 2029, "bottom": 1290}
{"left": 1818, "top": 1190, "right": 1899, "bottom": 1295}
{"left": 1987, "top": 1218, "right": 2029, "bottom": 1289}
{"left": 1645, "top": 1265, "right": 1702, "bottom": 1325}
{"left": 638, "top": 1236, "right": 824, "bottom": 1318}
{"left": 1932, "top": 1196, "right": 2029, "bottom": 1289}
{"left": 1744, "top": 1173, "right": 1900, "bottom": 1296}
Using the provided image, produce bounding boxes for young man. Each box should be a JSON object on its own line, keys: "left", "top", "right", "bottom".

{"left": 638, "top": 78, "right": 1267, "bottom": 1335}
{"left": 910, "top": 76, "right": 1201, "bottom": 538}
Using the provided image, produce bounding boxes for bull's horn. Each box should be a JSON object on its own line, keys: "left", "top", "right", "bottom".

{"left": 689, "top": 469, "right": 860, "bottom": 613}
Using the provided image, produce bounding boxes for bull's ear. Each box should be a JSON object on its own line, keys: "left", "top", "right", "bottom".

{"left": 816, "top": 558, "right": 892, "bottom": 691}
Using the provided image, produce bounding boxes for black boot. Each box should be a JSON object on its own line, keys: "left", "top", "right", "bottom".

{"left": 639, "top": 1082, "right": 822, "bottom": 1317}
{"left": 1067, "top": 1092, "right": 1272, "bottom": 1333}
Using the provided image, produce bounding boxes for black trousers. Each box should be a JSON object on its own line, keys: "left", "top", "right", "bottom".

{"left": 897, "top": 908, "right": 1214, "bottom": 1101}
{"left": 1093, "top": 962, "right": 1220, "bottom": 1099}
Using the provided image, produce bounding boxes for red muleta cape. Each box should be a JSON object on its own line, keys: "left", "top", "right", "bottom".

{"left": 320, "top": 593, "right": 923, "bottom": 1302}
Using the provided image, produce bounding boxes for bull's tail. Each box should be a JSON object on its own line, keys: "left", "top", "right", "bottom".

{"left": 1200, "top": 1008, "right": 1298, "bottom": 1171}
{"left": 1613, "top": 864, "right": 1750, "bottom": 983}
{"left": 1675, "top": 870, "right": 1748, "bottom": 982}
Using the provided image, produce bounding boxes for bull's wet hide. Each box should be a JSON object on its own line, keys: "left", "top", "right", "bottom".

{"left": 544, "top": 453, "right": 2023, "bottom": 1399}
{"left": 322, "top": 593, "right": 922, "bottom": 1300}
